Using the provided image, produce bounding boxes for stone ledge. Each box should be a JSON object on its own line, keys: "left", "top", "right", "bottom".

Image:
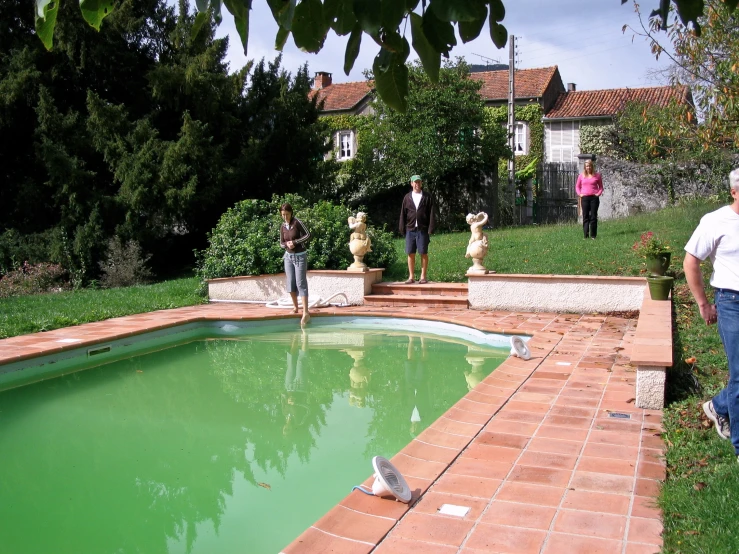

{"left": 633, "top": 286, "right": 673, "bottom": 409}
{"left": 466, "top": 273, "right": 646, "bottom": 313}
{"left": 208, "top": 269, "right": 384, "bottom": 305}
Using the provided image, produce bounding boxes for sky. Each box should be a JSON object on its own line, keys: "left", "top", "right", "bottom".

{"left": 211, "top": 0, "right": 673, "bottom": 91}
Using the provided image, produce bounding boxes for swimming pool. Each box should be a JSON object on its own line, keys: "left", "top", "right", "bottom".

{"left": 0, "top": 318, "right": 515, "bottom": 553}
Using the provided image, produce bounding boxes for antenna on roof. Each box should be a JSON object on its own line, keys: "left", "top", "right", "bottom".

{"left": 471, "top": 52, "right": 501, "bottom": 71}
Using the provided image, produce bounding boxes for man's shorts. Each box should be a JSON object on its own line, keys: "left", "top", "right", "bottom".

{"left": 405, "top": 229, "right": 430, "bottom": 255}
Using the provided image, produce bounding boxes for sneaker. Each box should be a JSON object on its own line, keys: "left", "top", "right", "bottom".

{"left": 703, "top": 400, "right": 731, "bottom": 440}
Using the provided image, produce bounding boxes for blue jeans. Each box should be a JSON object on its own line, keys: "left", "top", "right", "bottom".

{"left": 284, "top": 252, "right": 308, "bottom": 297}
{"left": 713, "top": 288, "right": 739, "bottom": 454}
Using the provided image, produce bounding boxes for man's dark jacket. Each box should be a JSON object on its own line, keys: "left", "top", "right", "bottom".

{"left": 399, "top": 192, "right": 436, "bottom": 235}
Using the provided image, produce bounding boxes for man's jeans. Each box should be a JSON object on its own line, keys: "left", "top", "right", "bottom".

{"left": 713, "top": 288, "right": 739, "bottom": 454}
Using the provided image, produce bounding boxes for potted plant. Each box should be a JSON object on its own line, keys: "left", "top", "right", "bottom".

{"left": 633, "top": 232, "right": 671, "bottom": 276}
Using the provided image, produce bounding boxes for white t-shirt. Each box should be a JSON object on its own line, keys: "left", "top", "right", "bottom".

{"left": 684, "top": 205, "right": 739, "bottom": 290}
{"left": 411, "top": 191, "right": 423, "bottom": 228}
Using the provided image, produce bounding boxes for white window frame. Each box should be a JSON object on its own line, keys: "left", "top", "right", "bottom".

{"left": 514, "top": 122, "right": 528, "bottom": 155}
{"left": 336, "top": 130, "right": 355, "bottom": 161}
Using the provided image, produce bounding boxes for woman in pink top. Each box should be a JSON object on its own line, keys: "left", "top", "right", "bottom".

{"left": 576, "top": 160, "right": 604, "bottom": 239}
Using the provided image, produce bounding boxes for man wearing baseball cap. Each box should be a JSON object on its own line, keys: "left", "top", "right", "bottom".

{"left": 399, "top": 174, "right": 436, "bottom": 284}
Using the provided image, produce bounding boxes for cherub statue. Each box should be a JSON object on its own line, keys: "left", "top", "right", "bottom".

{"left": 347, "top": 212, "right": 372, "bottom": 271}
{"left": 465, "top": 212, "right": 489, "bottom": 273}
{"left": 348, "top": 212, "right": 369, "bottom": 241}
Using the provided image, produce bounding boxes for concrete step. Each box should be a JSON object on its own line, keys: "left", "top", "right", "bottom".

{"left": 363, "top": 294, "right": 469, "bottom": 308}
{"left": 371, "top": 282, "right": 468, "bottom": 297}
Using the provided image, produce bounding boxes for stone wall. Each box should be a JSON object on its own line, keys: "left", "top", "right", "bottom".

{"left": 588, "top": 156, "right": 735, "bottom": 221}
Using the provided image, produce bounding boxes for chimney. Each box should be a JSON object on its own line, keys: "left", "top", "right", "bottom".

{"left": 567, "top": 82, "right": 576, "bottom": 92}
{"left": 313, "top": 71, "right": 332, "bottom": 89}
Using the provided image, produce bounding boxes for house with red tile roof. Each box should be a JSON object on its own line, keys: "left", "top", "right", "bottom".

{"left": 310, "top": 66, "right": 566, "bottom": 162}
{"left": 543, "top": 85, "right": 693, "bottom": 163}
{"left": 310, "top": 68, "right": 691, "bottom": 165}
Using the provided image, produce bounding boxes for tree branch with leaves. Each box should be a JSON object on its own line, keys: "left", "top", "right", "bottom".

{"left": 35, "top": 0, "right": 738, "bottom": 112}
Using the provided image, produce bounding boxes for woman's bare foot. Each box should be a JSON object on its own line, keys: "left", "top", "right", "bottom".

{"left": 301, "top": 313, "right": 311, "bottom": 326}
{"left": 291, "top": 307, "right": 299, "bottom": 314}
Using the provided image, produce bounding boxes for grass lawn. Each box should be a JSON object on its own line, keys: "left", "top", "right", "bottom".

{"left": 0, "top": 276, "right": 204, "bottom": 339}
{"left": 382, "top": 198, "right": 716, "bottom": 282}
{"left": 2, "top": 198, "right": 738, "bottom": 552}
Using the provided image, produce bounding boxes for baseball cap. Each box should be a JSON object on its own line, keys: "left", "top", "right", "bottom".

{"left": 410, "top": 175, "right": 422, "bottom": 182}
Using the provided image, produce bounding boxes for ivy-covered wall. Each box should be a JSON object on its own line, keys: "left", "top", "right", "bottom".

{"left": 322, "top": 114, "right": 371, "bottom": 179}
{"left": 484, "top": 102, "right": 544, "bottom": 174}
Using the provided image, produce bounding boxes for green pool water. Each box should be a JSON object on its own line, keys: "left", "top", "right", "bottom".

{"left": 0, "top": 319, "right": 510, "bottom": 554}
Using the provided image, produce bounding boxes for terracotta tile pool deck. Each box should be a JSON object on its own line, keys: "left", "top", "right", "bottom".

{"left": 0, "top": 302, "right": 664, "bottom": 554}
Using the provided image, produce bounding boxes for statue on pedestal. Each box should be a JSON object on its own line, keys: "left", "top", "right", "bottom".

{"left": 347, "top": 212, "right": 372, "bottom": 272}
{"left": 465, "top": 212, "right": 489, "bottom": 274}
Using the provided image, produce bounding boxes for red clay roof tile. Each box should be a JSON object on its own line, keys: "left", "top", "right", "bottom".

{"left": 309, "top": 66, "right": 561, "bottom": 111}
{"left": 545, "top": 86, "right": 691, "bottom": 119}
{"left": 310, "top": 80, "right": 374, "bottom": 112}
{"left": 472, "top": 66, "right": 560, "bottom": 100}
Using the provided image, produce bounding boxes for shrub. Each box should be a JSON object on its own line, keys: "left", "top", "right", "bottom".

{"left": 579, "top": 124, "right": 618, "bottom": 158}
{"left": 0, "top": 229, "right": 56, "bottom": 276}
{"left": 197, "top": 195, "right": 398, "bottom": 280}
{"left": 0, "top": 262, "right": 69, "bottom": 298}
{"left": 98, "top": 237, "right": 153, "bottom": 288}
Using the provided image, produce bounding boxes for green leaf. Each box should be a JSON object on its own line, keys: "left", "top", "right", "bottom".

{"left": 381, "top": 0, "right": 406, "bottom": 30}
{"left": 379, "top": 29, "right": 405, "bottom": 54}
{"left": 223, "top": 0, "right": 251, "bottom": 54}
{"left": 489, "top": 0, "right": 505, "bottom": 22}
{"left": 489, "top": 19, "right": 507, "bottom": 49}
{"left": 275, "top": 25, "right": 290, "bottom": 50}
{"left": 267, "top": 0, "right": 296, "bottom": 30}
{"left": 375, "top": 47, "right": 394, "bottom": 73}
{"left": 410, "top": 12, "right": 440, "bottom": 83}
{"left": 353, "top": 0, "right": 382, "bottom": 35}
{"left": 429, "top": 0, "right": 486, "bottom": 22}
{"left": 673, "top": 0, "right": 705, "bottom": 27}
{"left": 35, "top": 0, "right": 59, "bottom": 50}
{"left": 292, "top": 0, "right": 328, "bottom": 53}
{"left": 344, "top": 23, "right": 362, "bottom": 75}
{"left": 191, "top": 11, "right": 210, "bottom": 41}
{"left": 650, "top": 0, "right": 671, "bottom": 28}
{"left": 421, "top": 7, "right": 456, "bottom": 56}
{"left": 373, "top": 51, "right": 408, "bottom": 112}
{"left": 325, "top": 0, "right": 356, "bottom": 35}
{"left": 458, "top": 10, "right": 486, "bottom": 43}
{"left": 79, "top": 0, "right": 114, "bottom": 31}
{"left": 196, "top": 0, "right": 209, "bottom": 12}
{"left": 211, "top": 0, "right": 223, "bottom": 24}
{"left": 406, "top": 0, "right": 419, "bottom": 9}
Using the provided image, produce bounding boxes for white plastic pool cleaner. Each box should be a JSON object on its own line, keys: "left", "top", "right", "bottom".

{"left": 510, "top": 336, "right": 531, "bottom": 360}
{"left": 351, "top": 456, "right": 412, "bottom": 503}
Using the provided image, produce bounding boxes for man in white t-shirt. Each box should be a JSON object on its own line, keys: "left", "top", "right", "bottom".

{"left": 684, "top": 167, "right": 739, "bottom": 464}
{"left": 399, "top": 175, "right": 436, "bottom": 284}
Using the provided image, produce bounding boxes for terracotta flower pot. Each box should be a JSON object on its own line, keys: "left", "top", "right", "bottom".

{"left": 646, "top": 252, "right": 671, "bottom": 276}
{"left": 647, "top": 275, "right": 674, "bottom": 301}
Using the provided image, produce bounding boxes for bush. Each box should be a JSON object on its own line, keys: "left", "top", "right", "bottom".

{"left": 197, "top": 194, "right": 398, "bottom": 280}
{"left": 0, "top": 229, "right": 56, "bottom": 276}
{"left": 98, "top": 237, "right": 153, "bottom": 288}
{"left": 0, "top": 262, "right": 69, "bottom": 298}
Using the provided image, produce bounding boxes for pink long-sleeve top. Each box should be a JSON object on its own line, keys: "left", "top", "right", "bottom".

{"left": 576, "top": 173, "right": 604, "bottom": 197}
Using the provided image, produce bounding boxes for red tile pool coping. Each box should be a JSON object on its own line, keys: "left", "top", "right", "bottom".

{"left": 0, "top": 303, "right": 664, "bottom": 554}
